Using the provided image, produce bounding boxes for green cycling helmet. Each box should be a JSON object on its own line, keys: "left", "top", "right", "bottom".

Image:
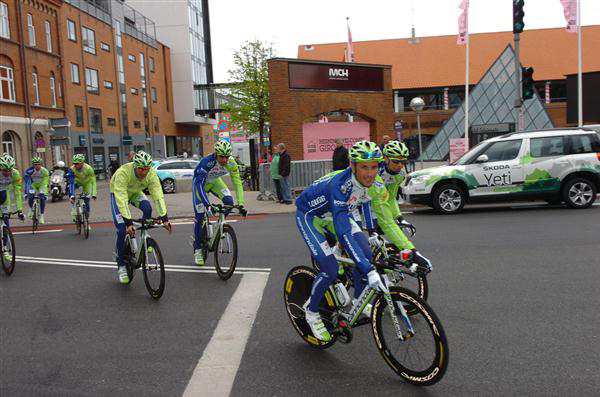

{"left": 349, "top": 140, "right": 383, "bottom": 163}
{"left": 31, "top": 156, "right": 43, "bottom": 165}
{"left": 133, "top": 151, "right": 153, "bottom": 167}
{"left": 0, "top": 154, "right": 14, "bottom": 170}
{"left": 214, "top": 140, "right": 232, "bottom": 156}
{"left": 383, "top": 140, "right": 409, "bottom": 159}
{"left": 73, "top": 154, "right": 85, "bottom": 164}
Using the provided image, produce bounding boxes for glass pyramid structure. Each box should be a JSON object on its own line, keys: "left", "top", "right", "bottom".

{"left": 421, "top": 45, "right": 554, "bottom": 161}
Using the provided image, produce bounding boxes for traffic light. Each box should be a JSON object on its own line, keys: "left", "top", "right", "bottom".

{"left": 522, "top": 67, "right": 535, "bottom": 100}
{"left": 513, "top": 0, "right": 525, "bottom": 34}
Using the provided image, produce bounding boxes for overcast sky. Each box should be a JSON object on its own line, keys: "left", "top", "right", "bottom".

{"left": 209, "top": 0, "right": 600, "bottom": 83}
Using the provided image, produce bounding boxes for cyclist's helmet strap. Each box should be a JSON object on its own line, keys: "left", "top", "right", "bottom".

{"left": 349, "top": 140, "right": 383, "bottom": 163}
{"left": 383, "top": 140, "right": 409, "bottom": 159}
{"left": 133, "top": 151, "right": 153, "bottom": 167}
{"left": 214, "top": 140, "right": 232, "bottom": 156}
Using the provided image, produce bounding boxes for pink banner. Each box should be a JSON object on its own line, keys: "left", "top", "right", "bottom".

{"left": 560, "top": 0, "right": 578, "bottom": 32}
{"left": 457, "top": 0, "right": 469, "bottom": 45}
{"left": 303, "top": 122, "right": 370, "bottom": 160}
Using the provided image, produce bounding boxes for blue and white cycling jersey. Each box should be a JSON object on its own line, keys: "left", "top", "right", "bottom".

{"left": 192, "top": 153, "right": 243, "bottom": 207}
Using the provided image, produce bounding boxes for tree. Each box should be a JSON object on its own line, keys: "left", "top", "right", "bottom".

{"left": 222, "top": 40, "right": 274, "bottom": 158}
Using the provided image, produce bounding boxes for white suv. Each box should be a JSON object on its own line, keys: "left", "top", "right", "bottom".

{"left": 402, "top": 128, "right": 600, "bottom": 214}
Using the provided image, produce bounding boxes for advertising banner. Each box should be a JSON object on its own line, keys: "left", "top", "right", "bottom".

{"left": 302, "top": 122, "right": 370, "bottom": 160}
{"left": 449, "top": 138, "right": 468, "bottom": 163}
{"left": 289, "top": 62, "right": 384, "bottom": 91}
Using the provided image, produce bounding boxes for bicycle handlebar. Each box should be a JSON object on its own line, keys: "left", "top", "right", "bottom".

{"left": 131, "top": 217, "right": 166, "bottom": 229}
{"left": 210, "top": 203, "right": 247, "bottom": 215}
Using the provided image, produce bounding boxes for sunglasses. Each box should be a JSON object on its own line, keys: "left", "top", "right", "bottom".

{"left": 136, "top": 166, "right": 150, "bottom": 171}
{"left": 390, "top": 159, "right": 407, "bottom": 165}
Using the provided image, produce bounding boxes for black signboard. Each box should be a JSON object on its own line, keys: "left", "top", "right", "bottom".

{"left": 288, "top": 62, "right": 384, "bottom": 91}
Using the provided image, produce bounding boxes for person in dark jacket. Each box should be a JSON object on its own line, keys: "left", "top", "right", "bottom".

{"left": 332, "top": 138, "right": 349, "bottom": 171}
{"left": 278, "top": 143, "right": 292, "bottom": 204}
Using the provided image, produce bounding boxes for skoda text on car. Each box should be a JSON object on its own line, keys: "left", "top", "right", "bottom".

{"left": 402, "top": 128, "right": 600, "bottom": 214}
{"left": 153, "top": 159, "right": 199, "bottom": 193}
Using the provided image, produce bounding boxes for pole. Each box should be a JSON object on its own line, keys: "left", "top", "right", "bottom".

{"left": 417, "top": 112, "right": 423, "bottom": 170}
{"left": 577, "top": 0, "right": 582, "bottom": 127}
{"left": 514, "top": 32, "right": 523, "bottom": 131}
{"left": 464, "top": 0, "right": 470, "bottom": 149}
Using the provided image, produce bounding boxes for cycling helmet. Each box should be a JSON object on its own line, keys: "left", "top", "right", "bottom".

{"left": 349, "top": 140, "right": 383, "bottom": 163}
{"left": 57, "top": 160, "right": 65, "bottom": 168}
{"left": 133, "top": 151, "right": 153, "bottom": 167}
{"left": 0, "top": 154, "right": 14, "bottom": 170}
{"left": 31, "top": 156, "right": 43, "bottom": 165}
{"left": 72, "top": 154, "right": 85, "bottom": 164}
{"left": 383, "top": 140, "right": 409, "bottom": 159}
{"left": 214, "top": 140, "right": 232, "bottom": 156}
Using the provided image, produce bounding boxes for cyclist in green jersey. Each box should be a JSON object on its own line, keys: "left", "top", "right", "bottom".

{"left": 0, "top": 154, "right": 24, "bottom": 260}
{"left": 66, "top": 154, "right": 97, "bottom": 222}
{"left": 24, "top": 157, "right": 49, "bottom": 224}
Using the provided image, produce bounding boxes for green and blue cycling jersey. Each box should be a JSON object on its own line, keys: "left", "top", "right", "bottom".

{"left": 24, "top": 166, "right": 49, "bottom": 214}
{"left": 0, "top": 169, "right": 23, "bottom": 217}
{"left": 66, "top": 163, "right": 97, "bottom": 217}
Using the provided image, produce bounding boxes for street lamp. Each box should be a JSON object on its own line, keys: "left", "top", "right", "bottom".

{"left": 410, "top": 97, "right": 425, "bottom": 170}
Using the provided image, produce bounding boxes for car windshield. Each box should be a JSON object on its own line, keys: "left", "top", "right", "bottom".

{"left": 453, "top": 141, "right": 490, "bottom": 165}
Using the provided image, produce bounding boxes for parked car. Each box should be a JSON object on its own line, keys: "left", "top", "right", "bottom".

{"left": 402, "top": 127, "right": 600, "bottom": 214}
{"left": 153, "top": 159, "right": 199, "bottom": 193}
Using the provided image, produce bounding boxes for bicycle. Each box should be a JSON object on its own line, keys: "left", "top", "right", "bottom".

{"left": 284, "top": 255, "right": 448, "bottom": 386}
{"left": 119, "top": 217, "right": 166, "bottom": 300}
{"left": 1, "top": 212, "right": 21, "bottom": 276}
{"left": 190, "top": 203, "right": 246, "bottom": 280}
{"left": 74, "top": 193, "right": 90, "bottom": 239}
{"left": 27, "top": 193, "right": 41, "bottom": 234}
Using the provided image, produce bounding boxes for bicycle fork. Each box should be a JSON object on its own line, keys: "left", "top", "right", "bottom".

{"left": 380, "top": 275, "right": 415, "bottom": 340}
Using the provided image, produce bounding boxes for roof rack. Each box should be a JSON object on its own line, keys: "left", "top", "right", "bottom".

{"left": 498, "top": 126, "right": 594, "bottom": 139}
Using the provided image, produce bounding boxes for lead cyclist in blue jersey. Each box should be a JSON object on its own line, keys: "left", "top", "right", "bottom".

{"left": 192, "top": 140, "right": 247, "bottom": 265}
{"left": 296, "top": 140, "right": 388, "bottom": 342}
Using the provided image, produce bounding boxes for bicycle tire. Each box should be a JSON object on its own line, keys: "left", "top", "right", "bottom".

{"left": 31, "top": 202, "right": 38, "bottom": 234}
{"left": 83, "top": 213, "right": 90, "bottom": 239}
{"left": 371, "top": 286, "right": 448, "bottom": 386}
{"left": 201, "top": 222, "right": 208, "bottom": 262}
{"left": 214, "top": 224, "right": 237, "bottom": 280}
{"left": 124, "top": 238, "right": 135, "bottom": 284}
{"left": 142, "top": 237, "right": 165, "bottom": 300}
{"left": 1, "top": 226, "right": 16, "bottom": 276}
{"left": 75, "top": 216, "right": 82, "bottom": 235}
{"left": 283, "top": 266, "right": 338, "bottom": 349}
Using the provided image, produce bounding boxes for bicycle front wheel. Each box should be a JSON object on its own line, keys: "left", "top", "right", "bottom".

{"left": 124, "top": 238, "right": 135, "bottom": 284}
{"left": 32, "top": 204, "right": 38, "bottom": 234}
{"left": 142, "top": 237, "right": 165, "bottom": 300}
{"left": 214, "top": 224, "right": 237, "bottom": 280}
{"left": 371, "top": 287, "right": 448, "bottom": 386}
{"left": 83, "top": 213, "right": 90, "bottom": 239}
{"left": 1, "top": 226, "right": 16, "bottom": 276}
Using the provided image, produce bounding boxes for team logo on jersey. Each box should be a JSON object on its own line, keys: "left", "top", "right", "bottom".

{"left": 340, "top": 179, "right": 352, "bottom": 194}
{"left": 206, "top": 160, "right": 216, "bottom": 168}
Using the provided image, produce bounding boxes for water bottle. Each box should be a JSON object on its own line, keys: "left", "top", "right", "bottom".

{"left": 207, "top": 222, "right": 214, "bottom": 237}
{"left": 334, "top": 282, "right": 351, "bottom": 308}
{"left": 130, "top": 237, "right": 138, "bottom": 254}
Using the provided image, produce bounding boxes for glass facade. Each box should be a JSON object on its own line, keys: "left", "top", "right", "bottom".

{"left": 421, "top": 45, "right": 554, "bottom": 161}
{"left": 188, "top": 0, "right": 209, "bottom": 110}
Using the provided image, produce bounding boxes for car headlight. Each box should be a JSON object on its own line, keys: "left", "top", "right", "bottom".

{"left": 410, "top": 174, "right": 432, "bottom": 185}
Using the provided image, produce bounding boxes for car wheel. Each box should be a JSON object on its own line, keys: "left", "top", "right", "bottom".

{"left": 562, "top": 178, "right": 596, "bottom": 209}
{"left": 432, "top": 184, "right": 466, "bottom": 214}
{"left": 162, "top": 178, "right": 175, "bottom": 193}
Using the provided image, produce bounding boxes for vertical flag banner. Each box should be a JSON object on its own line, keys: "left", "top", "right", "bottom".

{"left": 457, "top": 0, "right": 469, "bottom": 45}
{"left": 345, "top": 18, "right": 355, "bottom": 62}
{"left": 560, "top": 0, "right": 577, "bottom": 32}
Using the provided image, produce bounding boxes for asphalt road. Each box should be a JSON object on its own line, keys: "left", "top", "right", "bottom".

{"left": 1, "top": 203, "right": 599, "bottom": 396}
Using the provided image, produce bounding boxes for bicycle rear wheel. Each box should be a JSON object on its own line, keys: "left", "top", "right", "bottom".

{"left": 283, "top": 266, "right": 338, "bottom": 349}
{"left": 83, "top": 213, "right": 90, "bottom": 239}
{"left": 32, "top": 203, "right": 38, "bottom": 234}
{"left": 371, "top": 287, "right": 448, "bottom": 386}
{"left": 1, "top": 226, "right": 16, "bottom": 276}
{"left": 142, "top": 237, "right": 165, "bottom": 299}
{"left": 124, "top": 238, "right": 135, "bottom": 284}
{"left": 214, "top": 224, "right": 237, "bottom": 280}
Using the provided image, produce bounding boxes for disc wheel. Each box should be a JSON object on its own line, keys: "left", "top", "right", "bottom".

{"left": 142, "top": 237, "right": 165, "bottom": 300}
{"left": 1, "top": 226, "right": 16, "bottom": 276}
{"left": 371, "top": 287, "right": 449, "bottom": 386}
{"left": 214, "top": 224, "right": 237, "bottom": 280}
{"left": 283, "top": 266, "right": 338, "bottom": 349}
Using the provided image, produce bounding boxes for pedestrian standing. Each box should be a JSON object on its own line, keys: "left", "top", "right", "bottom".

{"left": 109, "top": 159, "right": 120, "bottom": 177}
{"left": 278, "top": 143, "right": 292, "bottom": 204}
{"left": 127, "top": 151, "right": 135, "bottom": 162}
{"left": 332, "top": 138, "right": 349, "bottom": 171}
{"left": 379, "top": 135, "right": 391, "bottom": 151}
{"left": 271, "top": 146, "right": 283, "bottom": 202}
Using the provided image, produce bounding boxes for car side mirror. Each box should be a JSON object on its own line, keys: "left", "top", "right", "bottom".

{"left": 475, "top": 154, "right": 489, "bottom": 163}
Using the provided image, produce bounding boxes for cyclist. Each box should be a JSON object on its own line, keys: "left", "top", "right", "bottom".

{"left": 66, "top": 154, "right": 97, "bottom": 222}
{"left": 296, "top": 140, "right": 387, "bottom": 342}
{"left": 24, "top": 157, "right": 49, "bottom": 224}
{"left": 192, "top": 140, "right": 247, "bottom": 266}
{"left": 110, "top": 151, "right": 172, "bottom": 284}
{"left": 0, "top": 154, "right": 24, "bottom": 260}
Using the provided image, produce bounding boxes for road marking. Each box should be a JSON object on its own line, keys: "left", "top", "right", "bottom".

{"left": 13, "top": 229, "right": 63, "bottom": 235}
{"left": 183, "top": 272, "right": 269, "bottom": 397}
{"left": 15, "top": 255, "right": 270, "bottom": 274}
{"left": 171, "top": 220, "right": 239, "bottom": 226}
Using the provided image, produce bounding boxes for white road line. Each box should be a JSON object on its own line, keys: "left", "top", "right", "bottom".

{"left": 171, "top": 220, "right": 239, "bottom": 225}
{"left": 183, "top": 272, "right": 269, "bottom": 397}
{"left": 13, "top": 229, "right": 63, "bottom": 235}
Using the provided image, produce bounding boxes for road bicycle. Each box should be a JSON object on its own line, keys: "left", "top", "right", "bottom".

{"left": 74, "top": 193, "right": 90, "bottom": 239}
{"left": 119, "top": 217, "right": 166, "bottom": 300}
{"left": 28, "top": 193, "right": 41, "bottom": 234}
{"left": 190, "top": 204, "right": 246, "bottom": 280}
{"left": 284, "top": 255, "right": 448, "bottom": 386}
{"left": 1, "top": 212, "right": 21, "bottom": 276}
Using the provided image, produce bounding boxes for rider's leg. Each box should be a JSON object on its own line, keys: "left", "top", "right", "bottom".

{"left": 212, "top": 178, "right": 233, "bottom": 215}
{"left": 192, "top": 181, "right": 207, "bottom": 250}
{"left": 39, "top": 193, "right": 46, "bottom": 214}
{"left": 131, "top": 192, "right": 152, "bottom": 221}
{"left": 83, "top": 182, "right": 92, "bottom": 216}
{"left": 351, "top": 231, "right": 372, "bottom": 299}
{"left": 110, "top": 193, "right": 126, "bottom": 268}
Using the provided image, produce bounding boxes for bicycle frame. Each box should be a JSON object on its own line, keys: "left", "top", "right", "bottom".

{"left": 75, "top": 194, "right": 89, "bottom": 218}
{"left": 125, "top": 226, "right": 152, "bottom": 267}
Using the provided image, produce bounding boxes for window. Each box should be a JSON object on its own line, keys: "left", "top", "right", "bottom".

{"left": 100, "top": 42, "right": 110, "bottom": 52}
{"left": 133, "top": 120, "right": 141, "bottom": 128}
{"left": 0, "top": 65, "right": 16, "bottom": 102}
{"left": 530, "top": 136, "right": 565, "bottom": 158}
{"left": 480, "top": 140, "right": 523, "bottom": 163}
{"left": 75, "top": 105, "right": 84, "bottom": 127}
{"left": 2, "top": 131, "right": 14, "bottom": 157}
{"left": 103, "top": 80, "right": 113, "bottom": 89}
{"left": 0, "top": 2, "right": 9, "bottom": 39}
{"left": 130, "top": 87, "right": 138, "bottom": 95}
{"left": 67, "top": 19, "right": 76, "bottom": 41}
{"left": 27, "top": 13, "right": 35, "bottom": 46}
{"left": 50, "top": 72, "right": 56, "bottom": 108}
{"left": 44, "top": 21, "right": 52, "bottom": 52}
{"left": 151, "top": 87, "right": 157, "bottom": 102}
{"left": 82, "top": 27, "right": 95, "bottom": 54}
{"left": 149, "top": 56, "right": 155, "bottom": 72}
{"left": 32, "top": 67, "right": 39, "bottom": 105}
{"left": 89, "top": 108, "right": 102, "bottom": 133}
{"left": 85, "top": 68, "right": 99, "bottom": 94}
{"left": 128, "top": 54, "right": 136, "bottom": 62}
{"left": 158, "top": 162, "right": 190, "bottom": 170}
{"left": 71, "top": 63, "right": 80, "bottom": 84}
{"left": 153, "top": 116, "right": 159, "bottom": 132}
{"left": 107, "top": 117, "right": 116, "bottom": 126}
{"left": 569, "top": 134, "right": 598, "bottom": 154}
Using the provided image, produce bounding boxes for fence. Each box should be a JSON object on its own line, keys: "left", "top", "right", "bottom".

{"left": 258, "top": 159, "right": 333, "bottom": 200}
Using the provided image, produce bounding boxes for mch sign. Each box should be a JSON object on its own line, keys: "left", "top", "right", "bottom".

{"left": 328, "top": 68, "right": 349, "bottom": 80}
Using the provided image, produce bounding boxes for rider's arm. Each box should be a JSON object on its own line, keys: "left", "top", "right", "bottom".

{"left": 386, "top": 180, "right": 402, "bottom": 219}
{"left": 112, "top": 167, "right": 134, "bottom": 224}
{"left": 66, "top": 168, "right": 75, "bottom": 197}
{"left": 147, "top": 169, "right": 168, "bottom": 220}
{"left": 226, "top": 159, "right": 244, "bottom": 206}
{"left": 86, "top": 164, "right": 97, "bottom": 196}
{"left": 11, "top": 170, "right": 23, "bottom": 211}
{"left": 193, "top": 163, "right": 211, "bottom": 207}
{"left": 370, "top": 185, "right": 415, "bottom": 250}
